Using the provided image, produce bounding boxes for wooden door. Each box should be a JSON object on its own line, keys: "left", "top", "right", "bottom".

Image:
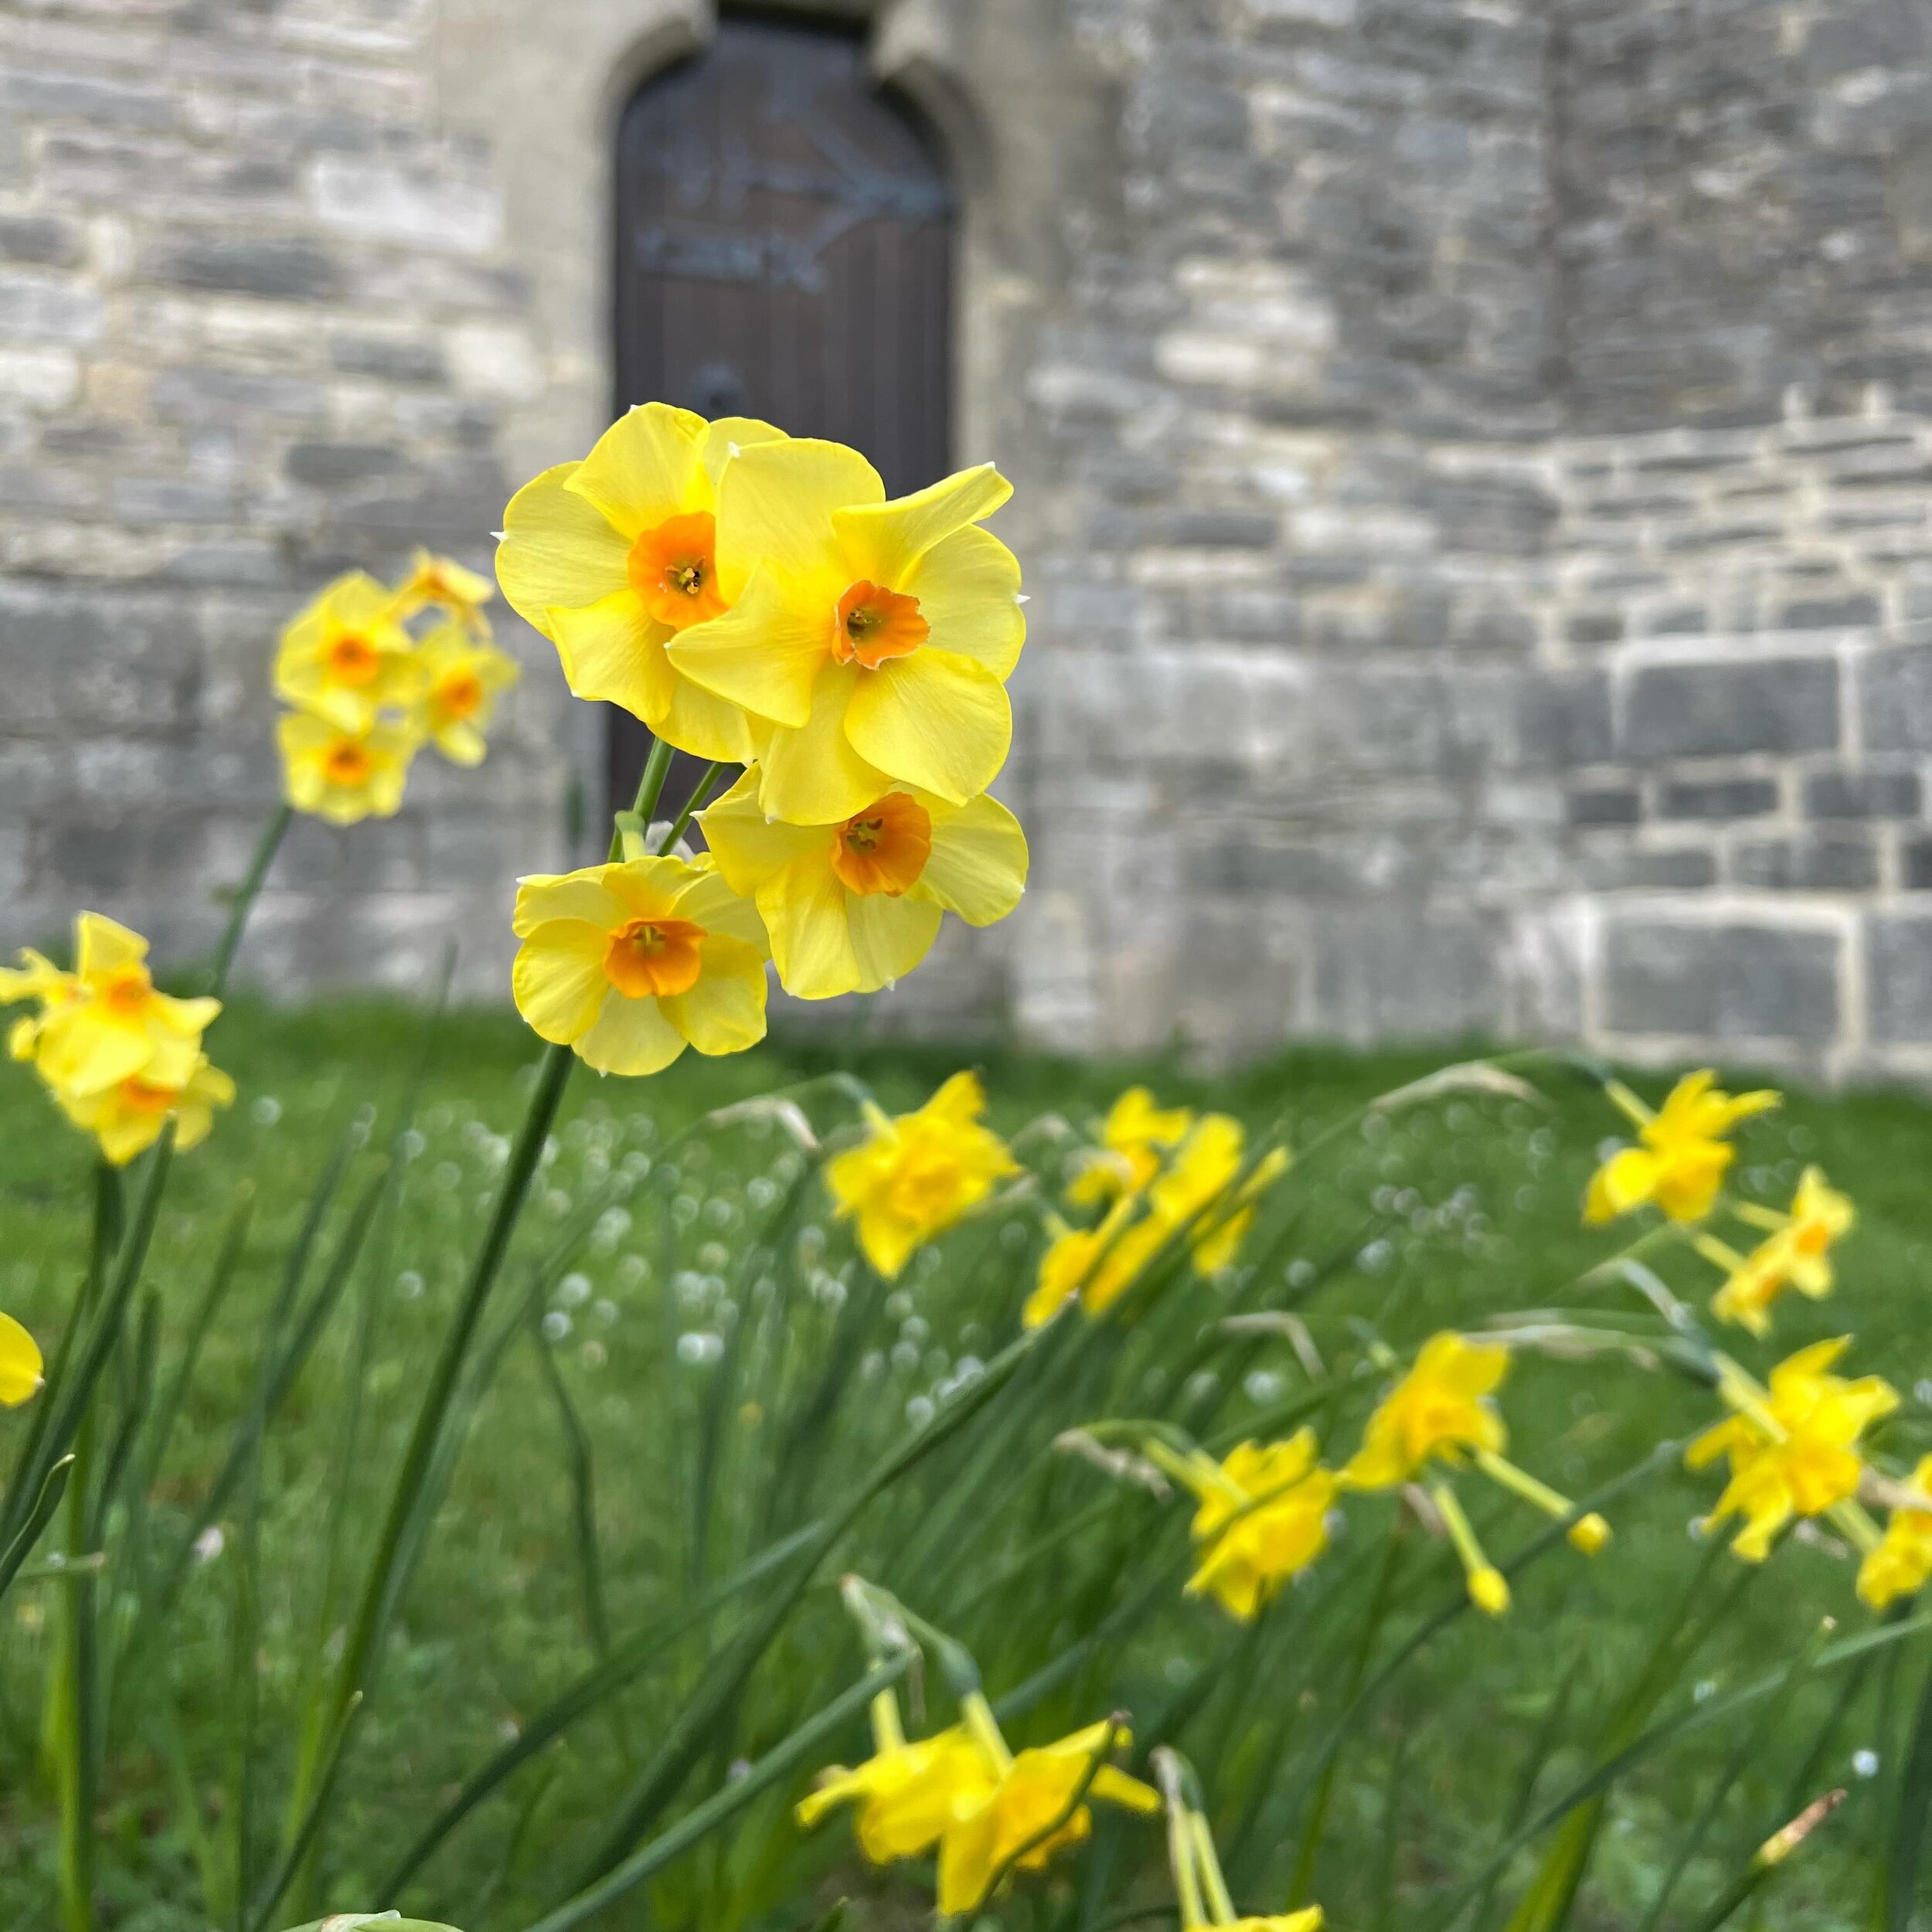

{"left": 609, "top": 10, "right": 956, "bottom": 818}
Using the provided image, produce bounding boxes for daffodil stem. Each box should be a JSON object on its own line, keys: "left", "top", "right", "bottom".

{"left": 1474, "top": 1448, "right": 1572, "bottom": 1520}
{"left": 658, "top": 759, "right": 726, "bottom": 854}
{"left": 206, "top": 803, "right": 292, "bottom": 998}
{"left": 611, "top": 739, "right": 676, "bottom": 862}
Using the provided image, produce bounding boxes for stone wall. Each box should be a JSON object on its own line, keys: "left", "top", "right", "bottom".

{"left": 5, "top": 0, "right": 1932, "bottom": 1077}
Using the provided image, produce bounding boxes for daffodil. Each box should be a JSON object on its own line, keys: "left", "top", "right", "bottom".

{"left": 413, "top": 621, "right": 521, "bottom": 767}
{"left": 699, "top": 768, "right": 1026, "bottom": 998}
{"left": 56, "top": 1054, "right": 235, "bottom": 1166}
{"left": 1152, "top": 1114, "right": 1290, "bottom": 1275}
{"left": 1021, "top": 1196, "right": 1171, "bottom": 1328}
{"left": 824, "top": 1070, "right": 1018, "bottom": 1277}
{"left": 1342, "top": 1332, "right": 1509, "bottom": 1488}
{"left": 394, "top": 548, "right": 495, "bottom": 626}
{"left": 937, "top": 1697, "right": 1159, "bottom": 1916}
{"left": 495, "top": 403, "right": 785, "bottom": 762}
{"left": 1858, "top": 1455, "right": 1932, "bottom": 1609}
{"left": 512, "top": 854, "right": 770, "bottom": 1077}
{"left": 1704, "top": 1167, "right": 1855, "bottom": 1336}
{"left": 1688, "top": 1339, "right": 1896, "bottom": 1561}
{"left": 666, "top": 440, "right": 1025, "bottom": 823}
{"left": 0, "top": 1314, "right": 41, "bottom": 1406}
{"left": 0, "top": 913, "right": 218, "bottom": 1100}
{"left": 272, "top": 571, "right": 421, "bottom": 734}
{"left": 1066, "top": 1087, "right": 1196, "bottom": 1206}
{"left": 277, "top": 712, "right": 419, "bottom": 826}
{"left": 796, "top": 1689, "right": 992, "bottom": 1862}
{"left": 1584, "top": 1070, "right": 1778, "bottom": 1226}
{"left": 1181, "top": 1431, "right": 1337, "bottom": 1621}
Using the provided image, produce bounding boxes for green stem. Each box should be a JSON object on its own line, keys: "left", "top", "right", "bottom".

{"left": 610, "top": 738, "right": 675, "bottom": 861}
{"left": 206, "top": 803, "right": 292, "bottom": 998}
{"left": 659, "top": 759, "right": 726, "bottom": 853}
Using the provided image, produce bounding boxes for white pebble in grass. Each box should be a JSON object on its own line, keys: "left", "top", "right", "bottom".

{"left": 541, "top": 1311, "right": 571, "bottom": 1341}
{"left": 1693, "top": 1679, "right": 1716, "bottom": 1702}
{"left": 811, "top": 1274, "right": 847, "bottom": 1310}
{"left": 557, "top": 1272, "right": 592, "bottom": 1308}
{"left": 905, "top": 1395, "right": 936, "bottom": 1427}
{"left": 747, "top": 1176, "right": 779, "bottom": 1211}
{"left": 250, "top": 1095, "right": 282, "bottom": 1127}
{"left": 580, "top": 1340, "right": 607, "bottom": 1369}
{"left": 1854, "top": 1749, "right": 1881, "bottom": 1778}
{"left": 677, "top": 1330, "right": 724, "bottom": 1365}
{"left": 592, "top": 1299, "right": 618, "bottom": 1327}
{"left": 192, "top": 1526, "right": 225, "bottom": 1563}
{"left": 1245, "top": 1369, "right": 1284, "bottom": 1404}
{"left": 617, "top": 1254, "right": 649, "bottom": 1286}
{"left": 860, "top": 1350, "right": 885, "bottom": 1381}
{"left": 1917, "top": 1379, "right": 1932, "bottom": 1409}
{"left": 399, "top": 1128, "right": 425, "bottom": 1160}
{"left": 890, "top": 1340, "right": 920, "bottom": 1372}
{"left": 1287, "top": 1259, "right": 1315, "bottom": 1288}
{"left": 396, "top": 1270, "right": 423, "bottom": 1301}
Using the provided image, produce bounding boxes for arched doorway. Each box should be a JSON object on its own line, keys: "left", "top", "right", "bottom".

{"left": 609, "top": 9, "right": 957, "bottom": 815}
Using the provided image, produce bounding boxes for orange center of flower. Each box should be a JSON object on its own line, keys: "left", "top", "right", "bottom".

{"left": 629, "top": 512, "right": 727, "bottom": 630}
{"left": 437, "top": 668, "right": 485, "bottom": 719}
{"left": 121, "top": 1077, "right": 179, "bottom": 1115}
{"left": 602, "top": 916, "right": 706, "bottom": 999}
{"left": 101, "top": 966, "right": 151, "bottom": 1015}
{"left": 327, "top": 632, "right": 381, "bottom": 685}
{"left": 833, "top": 581, "right": 928, "bottom": 668}
{"left": 829, "top": 792, "right": 933, "bottom": 896}
{"left": 1794, "top": 1220, "right": 1829, "bottom": 1256}
{"left": 323, "top": 739, "right": 375, "bottom": 787}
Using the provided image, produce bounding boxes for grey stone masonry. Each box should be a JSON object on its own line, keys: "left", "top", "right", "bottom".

{"left": 6, "top": 0, "right": 1932, "bottom": 1080}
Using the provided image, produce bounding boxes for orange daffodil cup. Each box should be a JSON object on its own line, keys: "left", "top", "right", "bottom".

{"left": 496, "top": 402, "right": 1032, "bottom": 1046}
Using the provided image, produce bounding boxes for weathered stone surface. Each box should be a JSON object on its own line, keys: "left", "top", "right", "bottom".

{"left": 1603, "top": 920, "right": 1841, "bottom": 1045}
{"left": 1868, "top": 913, "right": 1932, "bottom": 1043}
{"left": 1621, "top": 660, "right": 1839, "bottom": 761}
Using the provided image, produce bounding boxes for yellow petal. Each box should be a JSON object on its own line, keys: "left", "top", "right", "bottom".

{"left": 574, "top": 987, "right": 689, "bottom": 1076}
{"left": 845, "top": 889, "right": 944, "bottom": 992}
{"left": 697, "top": 414, "right": 788, "bottom": 487}
{"left": 900, "top": 524, "right": 1026, "bottom": 675}
{"left": 832, "top": 462, "right": 1013, "bottom": 587}
{"left": 0, "top": 1312, "right": 43, "bottom": 1406}
{"left": 917, "top": 793, "right": 1029, "bottom": 923}
{"left": 512, "top": 870, "right": 630, "bottom": 938}
{"left": 760, "top": 858, "right": 862, "bottom": 1000}
{"left": 75, "top": 912, "right": 147, "bottom": 978}
{"left": 666, "top": 565, "right": 832, "bottom": 730}
{"left": 714, "top": 436, "right": 883, "bottom": 597}
{"left": 698, "top": 770, "right": 825, "bottom": 896}
{"left": 758, "top": 665, "right": 895, "bottom": 824}
{"left": 661, "top": 935, "right": 768, "bottom": 1056}
{"left": 651, "top": 658, "right": 767, "bottom": 764}
{"left": 549, "top": 589, "right": 674, "bottom": 720}
{"left": 665, "top": 862, "right": 772, "bottom": 952}
{"left": 565, "top": 402, "right": 706, "bottom": 538}
{"left": 512, "top": 924, "right": 611, "bottom": 1043}
{"left": 495, "top": 462, "right": 631, "bottom": 635}
{"left": 842, "top": 650, "right": 1011, "bottom": 805}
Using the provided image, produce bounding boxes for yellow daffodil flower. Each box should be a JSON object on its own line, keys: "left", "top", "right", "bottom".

{"left": 277, "top": 712, "right": 420, "bottom": 826}
{"left": 1156, "top": 1745, "right": 1324, "bottom": 1932}
{"left": 0, "top": 1313, "right": 42, "bottom": 1406}
{"left": 1066, "top": 1087, "right": 1196, "bottom": 1206}
{"left": 413, "top": 621, "right": 521, "bottom": 767}
{"left": 1182, "top": 1431, "right": 1338, "bottom": 1621}
{"left": 1705, "top": 1166, "right": 1855, "bottom": 1336}
{"left": 495, "top": 403, "right": 786, "bottom": 763}
{"left": 394, "top": 548, "right": 495, "bottom": 626}
{"left": 665, "top": 440, "right": 1025, "bottom": 823}
{"left": 272, "top": 571, "right": 421, "bottom": 734}
{"left": 1153, "top": 1114, "right": 1290, "bottom": 1275}
{"left": 512, "top": 854, "right": 770, "bottom": 1077}
{"left": 1858, "top": 1454, "right": 1932, "bottom": 1609}
{"left": 1688, "top": 1338, "right": 1896, "bottom": 1561}
{"left": 824, "top": 1070, "right": 1018, "bottom": 1277}
{"left": 1021, "top": 1196, "right": 1172, "bottom": 1328}
{"left": 1583, "top": 1070, "right": 1778, "bottom": 1226}
{"left": 937, "top": 1699, "right": 1158, "bottom": 1916}
{"left": 699, "top": 767, "right": 1027, "bottom": 999}
{"left": 1342, "top": 1332, "right": 1509, "bottom": 1489}
{"left": 0, "top": 913, "right": 219, "bottom": 1100}
{"left": 56, "top": 1054, "right": 235, "bottom": 1166}
{"left": 796, "top": 1690, "right": 992, "bottom": 1862}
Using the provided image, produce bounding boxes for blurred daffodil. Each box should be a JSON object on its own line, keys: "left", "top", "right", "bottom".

{"left": 0, "top": 913, "right": 218, "bottom": 1100}
{"left": 667, "top": 441, "right": 1024, "bottom": 823}
{"left": 1175, "top": 1430, "right": 1337, "bottom": 1621}
{"left": 1859, "top": 1455, "right": 1932, "bottom": 1610}
{"left": 1153, "top": 1114, "right": 1290, "bottom": 1275}
{"left": 1703, "top": 1166, "right": 1854, "bottom": 1337}
{"left": 1689, "top": 1339, "right": 1896, "bottom": 1562}
{"left": 825, "top": 1070, "right": 1018, "bottom": 1277}
{"left": 277, "top": 712, "right": 420, "bottom": 826}
{"left": 1584, "top": 1070, "right": 1778, "bottom": 1226}
{"left": 1066, "top": 1087, "right": 1196, "bottom": 1206}
{"left": 512, "top": 854, "right": 769, "bottom": 1077}
{"left": 57, "top": 1054, "right": 235, "bottom": 1166}
{"left": 414, "top": 621, "right": 521, "bottom": 767}
{"left": 700, "top": 770, "right": 1026, "bottom": 998}
{"left": 796, "top": 1690, "right": 991, "bottom": 1862}
{"left": 395, "top": 548, "right": 495, "bottom": 626}
{"left": 0, "top": 1313, "right": 42, "bottom": 1406}
{"left": 272, "top": 571, "right": 421, "bottom": 734}
{"left": 495, "top": 403, "right": 786, "bottom": 763}
{"left": 1022, "top": 1196, "right": 1171, "bottom": 1328}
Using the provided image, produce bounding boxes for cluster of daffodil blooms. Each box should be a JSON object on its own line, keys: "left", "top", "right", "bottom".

{"left": 1580, "top": 1069, "right": 1932, "bottom": 1612}
{"left": 497, "top": 403, "right": 1029, "bottom": 1077}
{"left": 274, "top": 550, "right": 519, "bottom": 825}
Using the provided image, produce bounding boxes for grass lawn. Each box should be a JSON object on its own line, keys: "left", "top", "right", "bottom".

{"left": 2, "top": 999, "right": 1930, "bottom": 1930}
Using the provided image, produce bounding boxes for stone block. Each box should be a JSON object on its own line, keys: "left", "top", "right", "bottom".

{"left": 0, "top": 270, "right": 103, "bottom": 345}
{"left": 1621, "top": 658, "right": 1839, "bottom": 760}
{"left": 0, "top": 345, "right": 80, "bottom": 409}
{"left": 0, "top": 216, "right": 82, "bottom": 267}
{"left": 152, "top": 233, "right": 341, "bottom": 301}
{"left": 1773, "top": 593, "right": 1881, "bottom": 630}
{"left": 1601, "top": 919, "right": 1840, "bottom": 1044}
{"left": 1730, "top": 832, "right": 1879, "bottom": 891}
{"left": 1513, "top": 671, "right": 1614, "bottom": 769}
{"left": 0, "top": 68, "right": 175, "bottom": 128}
{"left": 1568, "top": 785, "right": 1640, "bottom": 826}
{"left": 1313, "top": 908, "right": 1503, "bottom": 1045}
{"left": 1658, "top": 776, "right": 1779, "bottom": 819}
{"left": 1860, "top": 645, "right": 1932, "bottom": 753}
{"left": 1804, "top": 769, "right": 1922, "bottom": 819}
{"left": 1868, "top": 913, "right": 1932, "bottom": 1043}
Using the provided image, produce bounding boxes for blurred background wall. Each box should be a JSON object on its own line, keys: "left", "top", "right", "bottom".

{"left": 3, "top": 0, "right": 1932, "bottom": 1077}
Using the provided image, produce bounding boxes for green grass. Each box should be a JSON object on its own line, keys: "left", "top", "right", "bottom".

{"left": 3, "top": 999, "right": 1932, "bottom": 1930}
